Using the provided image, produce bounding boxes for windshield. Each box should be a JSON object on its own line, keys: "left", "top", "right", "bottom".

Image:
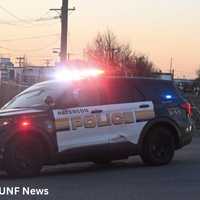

{"left": 2, "top": 83, "right": 65, "bottom": 109}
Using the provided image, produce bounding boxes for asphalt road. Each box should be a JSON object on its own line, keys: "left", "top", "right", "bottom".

{"left": 0, "top": 137, "right": 200, "bottom": 200}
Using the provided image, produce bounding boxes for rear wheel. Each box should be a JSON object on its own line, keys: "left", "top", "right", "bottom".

{"left": 4, "top": 136, "right": 44, "bottom": 177}
{"left": 140, "top": 127, "right": 175, "bottom": 166}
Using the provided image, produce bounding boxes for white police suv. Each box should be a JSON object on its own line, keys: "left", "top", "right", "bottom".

{"left": 0, "top": 76, "right": 192, "bottom": 177}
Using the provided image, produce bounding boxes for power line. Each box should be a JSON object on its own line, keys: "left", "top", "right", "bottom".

{"left": 0, "top": 17, "right": 59, "bottom": 26}
{"left": 0, "top": 4, "right": 60, "bottom": 26}
{"left": 0, "top": 5, "right": 22, "bottom": 20}
{"left": 0, "top": 33, "right": 59, "bottom": 42}
{"left": 0, "top": 52, "right": 56, "bottom": 59}
{"left": 0, "top": 4, "right": 30, "bottom": 24}
{"left": 35, "top": 16, "right": 60, "bottom": 22}
{"left": 0, "top": 39, "right": 59, "bottom": 53}
{"left": 0, "top": 19, "right": 17, "bottom": 26}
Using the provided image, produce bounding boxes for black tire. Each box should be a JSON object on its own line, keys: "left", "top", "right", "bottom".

{"left": 4, "top": 136, "right": 44, "bottom": 177}
{"left": 140, "top": 127, "right": 175, "bottom": 166}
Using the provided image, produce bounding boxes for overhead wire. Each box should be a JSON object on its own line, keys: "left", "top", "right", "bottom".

{"left": 0, "top": 4, "right": 59, "bottom": 26}
{"left": 0, "top": 39, "right": 59, "bottom": 53}
{"left": 0, "top": 4, "right": 60, "bottom": 64}
{"left": 0, "top": 33, "right": 59, "bottom": 42}
{"left": 0, "top": 19, "right": 17, "bottom": 26}
{"left": 0, "top": 4, "right": 31, "bottom": 24}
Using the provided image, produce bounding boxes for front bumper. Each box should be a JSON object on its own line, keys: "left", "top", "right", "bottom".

{"left": 178, "top": 122, "right": 193, "bottom": 148}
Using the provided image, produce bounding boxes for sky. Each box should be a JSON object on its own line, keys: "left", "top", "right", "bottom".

{"left": 0, "top": 0, "right": 200, "bottom": 78}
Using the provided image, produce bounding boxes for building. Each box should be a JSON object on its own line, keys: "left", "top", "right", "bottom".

{"left": 0, "top": 58, "right": 14, "bottom": 81}
{"left": 13, "top": 66, "right": 56, "bottom": 85}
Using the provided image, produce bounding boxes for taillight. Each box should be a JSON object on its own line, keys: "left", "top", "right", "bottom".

{"left": 21, "top": 121, "right": 30, "bottom": 127}
{"left": 181, "top": 102, "right": 192, "bottom": 117}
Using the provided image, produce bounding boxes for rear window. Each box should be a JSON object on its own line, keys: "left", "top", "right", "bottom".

{"left": 100, "top": 78, "right": 145, "bottom": 105}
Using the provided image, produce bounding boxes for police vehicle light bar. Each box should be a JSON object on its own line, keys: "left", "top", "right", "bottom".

{"left": 54, "top": 68, "right": 104, "bottom": 81}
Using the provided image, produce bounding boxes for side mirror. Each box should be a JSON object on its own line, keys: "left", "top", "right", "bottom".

{"left": 44, "top": 96, "right": 55, "bottom": 107}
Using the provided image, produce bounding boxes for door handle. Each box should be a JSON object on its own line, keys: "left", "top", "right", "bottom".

{"left": 91, "top": 110, "right": 103, "bottom": 114}
{"left": 139, "top": 104, "right": 150, "bottom": 108}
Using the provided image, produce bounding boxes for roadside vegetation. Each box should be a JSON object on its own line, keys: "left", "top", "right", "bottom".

{"left": 85, "top": 30, "right": 161, "bottom": 77}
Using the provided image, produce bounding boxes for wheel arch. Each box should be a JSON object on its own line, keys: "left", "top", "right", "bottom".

{"left": 4, "top": 127, "right": 56, "bottom": 161}
{"left": 139, "top": 117, "right": 182, "bottom": 150}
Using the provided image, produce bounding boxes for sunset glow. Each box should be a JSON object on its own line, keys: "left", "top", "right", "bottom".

{"left": 0, "top": 0, "right": 199, "bottom": 78}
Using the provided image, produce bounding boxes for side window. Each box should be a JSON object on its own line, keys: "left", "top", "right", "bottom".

{"left": 55, "top": 89, "right": 79, "bottom": 108}
{"left": 103, "top": 79, "right": 144, "bottom": 105}
{"left": 55, "top": 82, "right": 101, "bottom": 108}
{"left": 73, "top": 82, "right": 101, "bottom": 107}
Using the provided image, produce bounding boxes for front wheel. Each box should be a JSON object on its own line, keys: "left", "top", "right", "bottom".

{"left": 140, "top": 127, "right": 175, "bottom": 166}
{"left": 4, "top": 136, "right": 44, "bottom": 177}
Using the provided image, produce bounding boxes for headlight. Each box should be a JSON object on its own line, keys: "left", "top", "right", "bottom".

{"left": 0, "top": 118, "right": 12, "bottom": 127}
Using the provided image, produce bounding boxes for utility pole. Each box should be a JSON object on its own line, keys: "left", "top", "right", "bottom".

{"left": 44, "top": 59, "right": 50, "bottom": 67}
{"left": 60, "top": 0, "right": 68, "bottom": 65}
{"left": 170, "top": 57, "right": 175, "bottom": 79}
{"left": 16, "top": 56, "right": 25, "bottom": 67}
{"left": 170, "top": 57, "right": 173, "bottom": 74}
{"left": 50, "top": 0, "right": 75, "bottom": 66}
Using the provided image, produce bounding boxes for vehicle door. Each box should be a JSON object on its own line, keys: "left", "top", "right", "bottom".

{"left": 53, "top": 80, "right": 110, "bottom": 152}
{"left": 101, "top": 79, "right": 155, "bottom": 145}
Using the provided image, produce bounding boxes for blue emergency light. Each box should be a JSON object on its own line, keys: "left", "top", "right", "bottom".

{"left": 165, "top": 94, "right": 173, "bottom": 100}
{"left": 161, "top": 92, "right": 176, "bottom": 101}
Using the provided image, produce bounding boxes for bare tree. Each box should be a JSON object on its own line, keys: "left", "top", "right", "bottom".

{"left": 85, "top": 30, "right": 159, "bottom": 76}
{"left": 86, "top": 31, "right": 119, "bottom": 67}
{"left": 135, "top": 56, "right": 155, "bottom": 76}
